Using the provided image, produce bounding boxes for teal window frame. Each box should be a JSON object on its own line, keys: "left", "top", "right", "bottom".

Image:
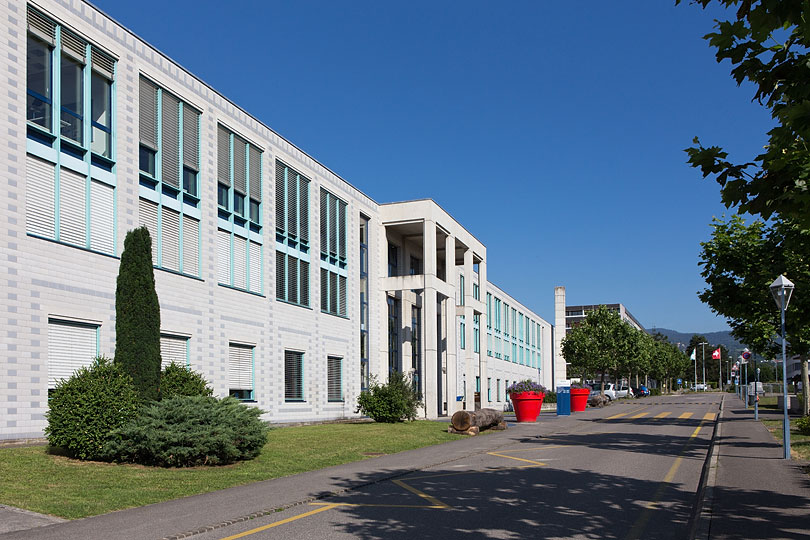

{"left": 275, "top": 160, "right": 311, "bottom": 308}
{"left": 320, "top": 187, "right": 348, "bottom": 317}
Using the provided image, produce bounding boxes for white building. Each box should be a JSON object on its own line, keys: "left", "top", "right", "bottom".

{"left": 0, "top": 0, "right": 552, "bottom": 440}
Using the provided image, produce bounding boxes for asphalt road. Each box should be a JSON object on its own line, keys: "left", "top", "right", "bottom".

{"left": 189, "top": 393, "right": 721, "bottom": 540}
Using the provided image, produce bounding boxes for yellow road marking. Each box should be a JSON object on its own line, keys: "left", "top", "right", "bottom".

{"left": 624, "top": 422, "right": 705, "bottom": 540}
{"left": 703, "top": 412, "right": 717, "bottom": 421}
{"left": 487, "top": 450, "right": 546, "bottom": 467}
{"left": 630, "top": 412, "right": 649, "bottom": 419}
{"left": 653, "top": 412, "right": 671, "bottom": 419}
{"left": 391, "top": 479, "right": 451, "bottom": 509}
{"left": 218, "top": 504, "right": 339, "bottom": 540}
{"left": 607, "top": 411, "right": 633, "bottom": 419}
{"left": 678, "top": 412, "right": 693, "bottom": 419}
{"left": 310, "top": 502, "right": 446, "bottom": 509}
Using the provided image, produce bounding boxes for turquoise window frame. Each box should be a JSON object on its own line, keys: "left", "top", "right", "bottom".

{"left": 276, "top": 160, "right": 310, "bottom": 308}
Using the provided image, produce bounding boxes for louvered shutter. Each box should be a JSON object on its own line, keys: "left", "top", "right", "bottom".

{"left": 287, "top": 255, "right": 298, "bottom": 304}
{"left": 329, "top": 195, "right": 337, "bottom": 256}
{"left": 329, "top": 272, "right": 337, "bottom": 314}
{"left": 338, "top": 200, "right": 346, "bottom": 260}
{"left": 275, "top": 251, "right": 285, "bottom": 300}
{"left": 287, "top": 169, "right": 297, "bottom": 237}
{"left": 339, "top": 275, "right": 347, "bottom": 316}
{"left": 182, "top": 215, "right": 199, "bottom": 276}
{"left": 139, "top": 77, "right": 158, "bottom": 150}
{"left": 233, "top": 136, "right": 247, "bottom": 195}
{"left": 61, "top": 29, "right": 86, "bottom": 62}
{"left": 327, "top": 356, "right": 342, "bottom": 401}
{"left": 90, "top": 47, "right": 114, "bottom": 80}
{"left": 233, "top": 234, "right": 247, "bottom": 290}
{"left": 161, "top": 92, "right": 180, "bottom": 188}
{"left": 89, "top": 180, "right": 114, "bottom": 254}
{"left": 27, "top": 6, "right": 56, "bottom": 45}
{"left": 284, "top": 351, "right": 303, "bottom": 400}
{"left": 299, "top": 176, "right": 309, "bottom": 243}
{"left": 26, "top": 155, "right": 55, "bottom": 238}
{"left": 138, "top": 198, "right": 159, "bottom": 264}
{"left": 217, "top": 229, "right": 230, "bottom": 285}
{"left": 160, "top": 334, "right": 187, "bottom": 369}
{"left": 161, "top": 207, "right": 180, "bottom": 271}
{"left": 48, "top": 320, "right": 97, "bottom": 388}
{"left": 59, "top": 167, "right": 86, "bottom": 247}
{"left": 229, "top": 344, "right": 253, "bottom": 392}
{"left": 217, "top": 126, "right": 231, "bottom": 186}
{"left": 300, "top": 260, "right": 309, "bottom": 307}
{"left": 275, "top": 161, "right": 285, "bottom": 232}
{"left": 249, "top": 241, "right": 262, "bottom": 293}
{"left": 182, "top": 104, "right": 198, "bottom": 171}
{"left": 320, "top": 189, "right": 328, "bottom": 255}
{"left": 248, "top": 145, "right": 261, "bottom": 202}
{"left": 320, "top": 268, "right": 328, "bottom": 312}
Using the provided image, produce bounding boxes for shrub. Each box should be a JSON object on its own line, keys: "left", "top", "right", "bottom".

{"left": 797, "top": 415, "right": 810, "bottom": 436}
{"left": 160, "top": 363, "right": 212, "bottom": 399}
{"left": 115, "top": 227, "right": 162, "bottom": 402}
{"left": 105, "top": 396, "right": 267, "bottom": 467}
{"left": 650, "top": 388, "right": 662, "bottom": 396}
{"left": 356, "top": 372, "right": 422, "bottom": 423}
{"left": 45, "top": 357, "right": 139, "bottom": 460}
{"left": 544, "top": 390, "right": 557, "bottom": 403}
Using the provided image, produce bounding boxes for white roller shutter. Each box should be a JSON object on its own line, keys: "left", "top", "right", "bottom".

{"left": 89, "top": 180, "right": 114, "bottom": 254}
{"left": 161, "top": 207, "right": 180, "bottom": 272}
{"left": 249, "top": 241, "right": 262, "bottom": 293}
{"left": 138, "top": 198, "right": 158, "bottom": 265}
{"left": 233, "top": 234, "right": 247, "bottom": 290}
{"left": 26, "top": 154, "right": 55, "bottom": 238}
{"left": 228, "top": 344, "right": 253, "bottom": 391}
{"left": 182, "top": 215, "right": 199, "bottom": 276}
{"left": 48, "top": 319, "right": 97, "bottom": 388}
{"left": 59, "top": 167, "right": 86, "bottom": 247}
{"left": 217, "top": 229, "right": 230, "bottom": 285}
{"left": 160, "top": 334, "right": 187, "bottom": 369}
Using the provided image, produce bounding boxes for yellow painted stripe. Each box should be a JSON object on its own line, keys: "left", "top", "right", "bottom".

{"left": 487, "top": 451, "right": 546, "bottom": 467}
{"left": 703, "top": 412, "right": 717, "bottom": 421}
{"left": 630, "top": 412, "right": 649, "bottom": 419}
{"left": 653, "top": 412, "right": 671, "bottom": 419}
{"left": 218, "top": 504, "right": 339, "bottom": 540}
{"left": 391, "top": 479, "right": 451, "bottom": 509}
{"left": 310, "top": 502, "right": 445, "bottom": 509}
{"left": 607, "top": 411, "right": 632, "bottom": 420}
{"left": 678, "top": 412, "right": 693, "bottom": 419}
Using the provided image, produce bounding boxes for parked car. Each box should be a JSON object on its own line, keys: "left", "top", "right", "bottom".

{"left": 637, "top": 385, "right": 650, "bottom": 397}
{"left": 618, "top": 385, "right": 634, "bottom": 399}
{"left": 590, "top": 383, "right": 619, "bottom": 401}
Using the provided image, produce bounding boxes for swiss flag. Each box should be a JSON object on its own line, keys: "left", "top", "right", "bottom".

{"left": 712, "top": 348, "right": 722, "bottom": 360}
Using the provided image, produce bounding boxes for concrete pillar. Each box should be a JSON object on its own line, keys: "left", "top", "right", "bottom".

{"left": 424, "top": 220, "right": 436, "bottom": 276}
{"left": 444, "top": 234, "right": 457, "bottom": 416}
{"left": 477, "top": 257, "right": 488, "bottom": 409}
{"left": 457, "top": 249, "right": 474, "bottom": 414}
{"left": 422, "top": 220, "right": 439, "bottom": 418}
{"left": 554, "top": 286, "right": 567, "bottom": 383}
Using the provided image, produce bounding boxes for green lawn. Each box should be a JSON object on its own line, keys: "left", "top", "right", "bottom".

{"left": 0, "top": 421, "right": 457, "bottom": 519}
{"left": 761, "top": 418, "right": 810, "bottom": 462}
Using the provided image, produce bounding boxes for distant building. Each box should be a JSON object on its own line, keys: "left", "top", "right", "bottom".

{"left": 564, "top": 304, "right": 644, "bottom": 332}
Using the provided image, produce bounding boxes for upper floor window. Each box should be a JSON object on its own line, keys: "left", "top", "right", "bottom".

{"left": 218, "top": 125, "right": 262, "bottom": 231}
{"left": 276, "top": 160, "right": 310, "bottom": 307}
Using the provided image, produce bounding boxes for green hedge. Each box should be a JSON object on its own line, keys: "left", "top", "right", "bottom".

{"left": 160, "top": 363, "right": 212, "bottom": 399}
{"left": 356, "top": 372, "right": 422, "bottom": 423}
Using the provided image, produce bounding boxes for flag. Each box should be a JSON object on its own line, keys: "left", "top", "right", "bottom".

{"left": 690, "top": 349, "right": 696, "bottom": 361}
{"left": 712, "top": 348, "right": 721, "bottom": 360}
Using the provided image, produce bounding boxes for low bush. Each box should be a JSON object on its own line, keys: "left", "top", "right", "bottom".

{"left": 45, "top": 357, "right": 139, "bottom": 460}
{"left": 797, "top": 415, "right": 810, "bottom": 436}
{"left": 544, "top": 390, "right": 557, "bottom": 404}
{"left": 356, "top": 372, "right": 422, "bottom": 423}
{"left": 105, "top": 396, "right": 267, "bottom": 467}
{"left": 650, "top": 388, "right": 662, "bottom": 396}
{"left": 160, "top": 362, "right": 212, "bottom": 399}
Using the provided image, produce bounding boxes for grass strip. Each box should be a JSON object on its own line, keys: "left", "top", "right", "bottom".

{"left": 0, "top": 421, "right": 457, "bottom": 519}
{"left": 761, "top": 418, "right": 810, "bottom": 462}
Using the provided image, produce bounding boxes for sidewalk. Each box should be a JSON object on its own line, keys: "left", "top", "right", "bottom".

{"left": 700, "top": 395, "right": 810, "bottom": 539}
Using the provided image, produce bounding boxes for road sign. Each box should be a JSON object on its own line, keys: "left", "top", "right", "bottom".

{"left": 677, "top": 378, "right": 682, "bottom": 384}
{"left": 742, "top": 351, "right": 752, "bottom": 360}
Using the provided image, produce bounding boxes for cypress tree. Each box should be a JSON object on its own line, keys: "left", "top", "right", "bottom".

{"left": 115, "top": 227, "right": 161, "bottom": 401}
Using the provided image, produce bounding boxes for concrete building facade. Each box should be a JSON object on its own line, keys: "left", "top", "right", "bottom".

{"left": 1, "top": 0, "right": 551, "bottom": 440}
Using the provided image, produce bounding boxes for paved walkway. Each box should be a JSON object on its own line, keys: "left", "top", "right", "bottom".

{"left": 699, "top": 395, "right": 810, "bottom": 539}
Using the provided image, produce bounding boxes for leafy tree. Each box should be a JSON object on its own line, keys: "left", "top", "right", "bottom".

{"left": 115, "top": 227, "right": 162, "bottom": 402}
{"left": 699, "top": 215, "right": 810, "bottom": 413}
{"left": 680, "top": 0, "right": 810, "bottom": 228}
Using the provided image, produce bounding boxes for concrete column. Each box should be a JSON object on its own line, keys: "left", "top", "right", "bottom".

{"left": 478, "top": 257, "right": 489, "bottom": 408}
{"left": 554, "top": 286, "right": 567, "bottom": 383}
{"left": 422, "top": 220, "right": 439, "bottom": 417}
{"left": 457, "top": 249, "right": 474, "bottom": 414}
{"left": 424, "top": 220, "right": 436, "bottom": 276}
{"left": 444, "top": 234, "right": 457, "bottom": 416}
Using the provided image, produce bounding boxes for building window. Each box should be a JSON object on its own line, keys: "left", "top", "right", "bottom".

{"left": 327, "top": 356, "right": 342, "bottom": 402}
{"left": 476, "top": 376, "right": 481, "bottom": 393}
{"left": 229, "top": 344, "right": 254, "bottom": 400}
{"left": 497, "top": 379, "right": 501, "bottom": 402}
{"left": 48, "top": 318, "right": 99, "bottom": 391}
{"left": 503, "top": 303, "right": 510, "bottom": 336}
{"left": 160, "top": 334, "right": 188, "bottom": 369}
{"left": 410, "top": 256, "right": 421, "bottom": 275}
{"left": 487, "top": 378, "right": 492, "bottom": 402}
{"left": 284, "top": 350, "right": 304, "bottom": 401}
{"left": 473, "top": 314, "right": 480, "bottom": 353}
{"left": 388, "top": 297, "right": 400, "bottom": 372}
{"left": 217, "top": 229, "right": 263, "bottom": 294}
{"left": 276, "top": 160, "right": 310, "bottom": 307}
{"left": 218, "top": 125, "right": 262, "bottom": 231}
{"left": 360, "top": 216, "right": 370, "bottom": 391}
{"left": 459, "top": 316, "right": 466, "bottom": 350}
{"left": 473, "top": 282, "right": 480, "bottom": 301}
{"left": 388, "top": 244, "right": 398, "bottom": 277}
{"left": 459, "top": 274, "right": 465, "bottom": 306}
{"left": 320, "top": 188, "right": 347, "bottom": 316}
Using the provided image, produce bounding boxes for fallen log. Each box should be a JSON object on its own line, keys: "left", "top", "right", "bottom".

{"left": 451, "top": 408, "right": 505, "bottom": 432}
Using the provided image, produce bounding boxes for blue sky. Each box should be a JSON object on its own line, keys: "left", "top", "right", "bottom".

{"left": 92, "top": 0, "right": 774, "bottom": 333}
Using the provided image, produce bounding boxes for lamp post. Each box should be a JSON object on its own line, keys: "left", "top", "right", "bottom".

{"left": 770, "top": 275, "right": 795, "bottom": 460}
{"left": 700, "top": 342, "right": 708, "bottom": 391}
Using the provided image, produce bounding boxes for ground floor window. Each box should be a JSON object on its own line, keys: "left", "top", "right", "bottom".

{"left": 285, "top": 350, "right": 304, "bottom": 401}
{"left": 327, "top": 356, "right": 342, "bottom": 402}
{"left": 48, "top": 318, "right": 99, "bottom": 391}
{"left": 229, "top": 343, "right": 254, "bottom": 400}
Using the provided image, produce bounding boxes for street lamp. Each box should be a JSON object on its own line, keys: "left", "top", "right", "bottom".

{"left": 700, "top": 342, "right": 708, "bottom": 391}
{"left": 770, "top": 274, "right": 795, "bottom": 460}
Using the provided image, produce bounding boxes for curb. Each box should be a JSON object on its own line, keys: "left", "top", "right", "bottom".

{"left": 688, "top": 393, "right": 724, "bottom": 540}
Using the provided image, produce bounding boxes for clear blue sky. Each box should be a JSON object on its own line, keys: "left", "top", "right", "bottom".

{"left": 92, "top": 0, "right": 773, "bottom": 333}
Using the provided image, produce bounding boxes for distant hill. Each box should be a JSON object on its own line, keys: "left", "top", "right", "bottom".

{"left": 648, "top": 328, "right": 750, "bottom": 356}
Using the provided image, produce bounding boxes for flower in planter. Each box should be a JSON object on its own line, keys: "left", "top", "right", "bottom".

{"left": 506, "top": 380, "right": 547, "bottom": 395}
{"left": 570, "top": 382, "right": 592, "bottom": 390}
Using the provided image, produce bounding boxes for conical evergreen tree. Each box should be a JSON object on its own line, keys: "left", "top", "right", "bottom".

{"left": 115, "top": 227, "right": 161, "bottom": 401}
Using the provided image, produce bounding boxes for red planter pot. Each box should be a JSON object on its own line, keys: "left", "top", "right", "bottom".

{"left": 570, "top": 388, "right": 590, "bottom": 412}
{"left": 510, "top": 391, "right": 545, "bottom": 422}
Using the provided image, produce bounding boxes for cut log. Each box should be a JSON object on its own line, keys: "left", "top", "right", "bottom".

{"left": 448, "top": 425, "right": 480, "bottom": 436}
{"left": 451, "top": 408, "right": 504, "bottom": 432}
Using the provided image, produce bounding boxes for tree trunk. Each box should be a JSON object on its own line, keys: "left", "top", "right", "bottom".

{"left": 451, "top": 408, "right": 504, "bottom": 432}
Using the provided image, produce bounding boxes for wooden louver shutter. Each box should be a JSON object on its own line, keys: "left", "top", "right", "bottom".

{"left": 182, "top": 104, "right": 199, "bottom": 171}
{"left": 139, "top": 77, "right": 158, "bottom": 150}
{"left": 161, "top": 92, "right": 180, "bottom": 188}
